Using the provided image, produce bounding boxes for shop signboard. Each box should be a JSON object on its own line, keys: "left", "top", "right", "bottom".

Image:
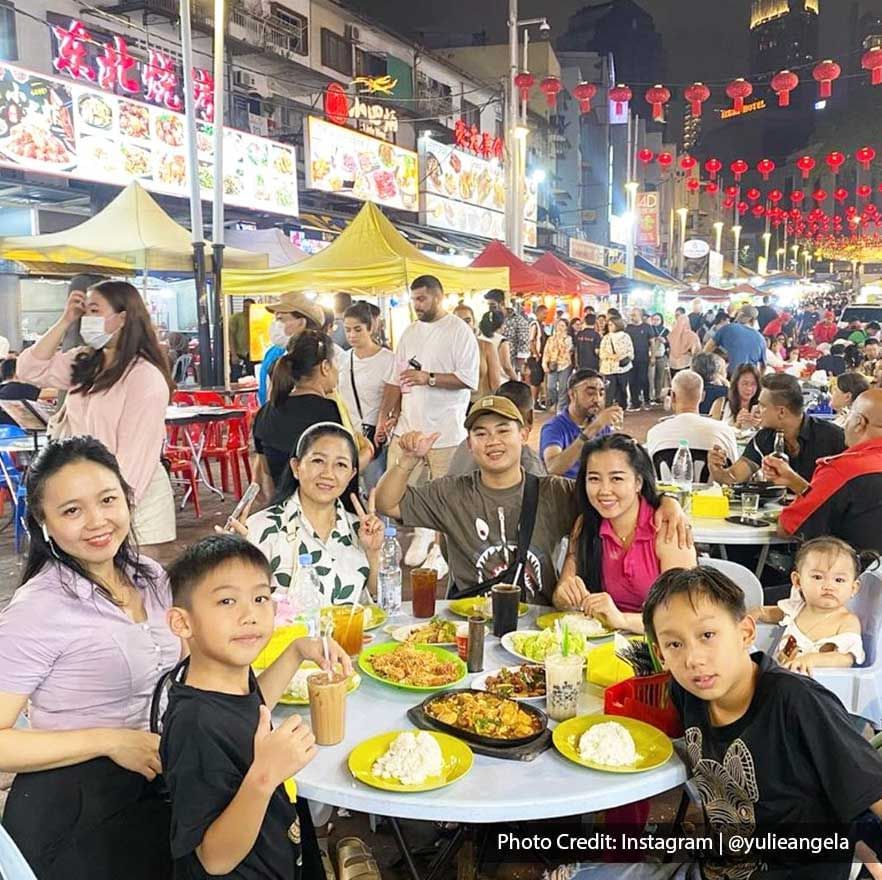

{"left": 418, "top": 135, "right": 538, "bottom": 245}
{"left": 0, "top": 62, "right": 299, "bottom": 216}
{"left": 637, "top": 192, "right": 660, "bottom": 248}
{"left": 568, "top": 238, "right": 607, "bottom": 266}
{"left": 305, "top": 115, "right": 418, "bottom": 211}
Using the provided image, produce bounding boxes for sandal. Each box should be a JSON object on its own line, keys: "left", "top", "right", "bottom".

{"left": 339, "top": 855, "right": 381, "bottom": 880}
{"left": 336, "top": 837, "right": 372, "bottom": 870}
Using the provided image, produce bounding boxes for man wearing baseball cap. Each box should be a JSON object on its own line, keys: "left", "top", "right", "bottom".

{"left": 704, "top": 303, "right": 766, "bottom": 376}
{"left": 257, "top": 292, "right": 323, "bottom": 404}
{"left": 376, "top": 394, "right": 690, "bottom": 603}
{"left": 813, "top": 310, "right": 838, "bottom": 345}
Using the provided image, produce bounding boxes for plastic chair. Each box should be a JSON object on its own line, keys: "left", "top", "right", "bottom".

{"left": 0, "top": 425, "right": 30, "bottom": 552}
{"left": 698, "top": 556, "right": 764, "bottom": 609}
{"left": 652, "top": 446, "right": 712, "bottom": 484}
{"left": 165, "top": 455, "right": 201, "bottom": 517}
{"left": 171, "top": 390, "right": 196, "bottom": 406}
{"left": 0, "top": 825, "right": 38, "bottom": 880}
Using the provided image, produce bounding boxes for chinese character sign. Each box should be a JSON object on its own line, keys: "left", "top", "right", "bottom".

{"left": 637, "top": 192, "right": 660, "bottom": 249}
{"left": 453, "top": 119, "right": 503, "bottom": 160}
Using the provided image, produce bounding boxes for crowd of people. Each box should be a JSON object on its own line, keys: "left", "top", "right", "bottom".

{"left": 4, "top": 273, "right": 882, "bottom": 879}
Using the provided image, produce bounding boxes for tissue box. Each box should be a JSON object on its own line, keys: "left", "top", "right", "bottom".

{"left": 690, "top": 492, "right": 730, "bottom": 518}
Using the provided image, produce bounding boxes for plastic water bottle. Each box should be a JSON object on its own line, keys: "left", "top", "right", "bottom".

{"left": 282, "top": 553, "right": 322, "bottom": 637}
{"left": 671, "top": 440, "right": 694, "bottom": 500}
{"left": 378, "top": 526, "right": 403, "bottom": 616}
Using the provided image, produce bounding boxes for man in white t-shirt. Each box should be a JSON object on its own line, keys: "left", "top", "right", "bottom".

{"left": 377, "top": 274, "right": 479, "bottom": 570}
{"left": 646, "top": 370, "right": 738, "bottom": 481}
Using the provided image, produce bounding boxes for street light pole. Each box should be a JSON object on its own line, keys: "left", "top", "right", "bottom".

{"left": 506, "top": 0, "right": 519, "bottom": 256}
{"left": 212, "top": 0, "right": 227, "bottom": 388}
{"left": 733, "top": 225, "right": 742, "bottom": 277}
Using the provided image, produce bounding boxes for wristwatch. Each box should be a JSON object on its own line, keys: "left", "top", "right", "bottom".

{"left": 428, "top": 372, "right": 436, "bottom": 387}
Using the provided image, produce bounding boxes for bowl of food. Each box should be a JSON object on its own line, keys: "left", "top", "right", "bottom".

{"left": 471, "top": 664, "right": 546, "bottom": 702}
{"left": 388, "top": 617, "right": 458, "bottom": 646}
{"left": 420, "top": 689, "right": 547, "bottom": 747}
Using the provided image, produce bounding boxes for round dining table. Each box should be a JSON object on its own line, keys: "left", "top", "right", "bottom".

{"left": 272, "top": 602, "right": 688, "bottom": 879}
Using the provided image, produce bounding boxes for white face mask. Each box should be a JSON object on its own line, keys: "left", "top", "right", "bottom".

{"left": 268, "top": 320, "right": 290, "bottom": 348}
{"left": 80, "top": 315, "right": 116, "bottom": 350}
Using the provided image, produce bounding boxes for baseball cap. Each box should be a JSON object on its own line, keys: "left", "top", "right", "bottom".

{"left": 824, "top": 310, "right": 835, "bottom": 320}
{"left": 464, "top": 395, "right": 525, "bottom": 430}
{"left": 265, "top": 292, "right": 324, "bottom": 328}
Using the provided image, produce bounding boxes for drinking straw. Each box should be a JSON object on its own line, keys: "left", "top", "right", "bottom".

{"left": 562, "top": 621, "right": 570, "bottom": 657}
{"left": 512, "top": 562, "right": 524, "bottom": 590}
{"left": 322, "top": 622, "right": 330, "bottom": 668}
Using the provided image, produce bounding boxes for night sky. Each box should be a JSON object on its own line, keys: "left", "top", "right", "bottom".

{"left": 345, "top": 0, "right": 882, "bottom": 85}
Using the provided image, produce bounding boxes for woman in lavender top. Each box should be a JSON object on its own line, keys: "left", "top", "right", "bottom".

{"left": 0, "top": 437, "right": 180, "bottom": 879}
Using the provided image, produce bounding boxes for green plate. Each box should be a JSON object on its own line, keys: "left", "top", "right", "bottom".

{"left": 322, "top": 604, "right": 387, "bottom": 631}
{"left": 358, "top": 642, "right": 467, "bottom": 692}
{"left": 552, "top": 714, "right": 673, "bottom": 773}
{"left": 348, "top": 730, "right": 473, "bottom": 792}
{"left": 278, "top": 661, "right": 361, "bottom": 706}
{"left": 535, "top": 611, "right": 614, "bottom": 638}
{"left": 448, "top": 597, "right": 529, "bottom": 619}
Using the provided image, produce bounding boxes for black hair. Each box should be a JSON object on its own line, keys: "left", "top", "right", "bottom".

{"left": 362, "top": 301, "right": 380, "bottom": 318}
{"left": 485, "top": 289, "right": 505, "bottom": 304}
{"left": 344, "top": 301, "right": 374, "bottom": 327}
{"left": 642, "top": 566, "right": 747, "bottom": 645}
{"left": 167, "top": 534, "right": 270, "bottom": 609}
{"left": 20, "top": 436, "right": 159, "bottom": 602}
{"left": 479, "top": 310, "right": 505, "bottom": 337}
{"left": 844, "top": 346, "right": 864, "bottom": 370}
{"left": 270, "top": 330, "right": 334, "bottom": 409}
{"left": 584, "top": 313, "right": 596, "bottom": 326}
{"left": 410, "top": 274, "right": 443, "bottom": 294}
{"left": 568, "top": 367, "right": 603, "bottom": 391}
{"left": 836, "top": 370, "right": 870, "bottom": 402}
{"left": 675, "top": 307, "right": 686, "bottom": 316}
{"left": 495, "top": 379, "right": 533, "bottom": 419}
{"left": 273, "top": 421, "right": 360, "bottom": 511}
{"left": 761, "top": 372, "right": 803, "bottom": 415}
{"left": 68, "top": 274, "right": 104, "bottom": 293}
{"left": 691, "top": 352, "right": 723, "bottom": 387}
{"left": 727, "top": 363, "right": 762, "bottom": 415}
{"left": 867, "top": 322, "right": 881, "bottom": 333}
{"left": 0, "top": 358, "right": 15, "bottom": 382}
{"left": 574, "top": 433, "right": 660, "bottom": 591}
{"left": 831, "top": 342, "right": 847, "bottom": 356}
{"left": 322, "top": 307, "right": 334, "bottom": 332}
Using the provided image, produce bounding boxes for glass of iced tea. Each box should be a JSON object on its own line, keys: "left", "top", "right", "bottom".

{"left": 331, "top": 605, "right": 365, "bottom": 656}
{"left": 411, "top": 568, "right": 437, "bottom": 618}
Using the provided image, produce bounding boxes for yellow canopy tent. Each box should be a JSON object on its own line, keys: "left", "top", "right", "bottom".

{"left": 222, "top": 201, "right": 509, "bottom": 295}
{"left": 0, "top": 182, "right": 268, "bottom": 271}
{"left": 608, "top": 262, "right": 681, "bottom": 289}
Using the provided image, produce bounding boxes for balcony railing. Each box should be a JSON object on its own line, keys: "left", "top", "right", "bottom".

{"left": 228, "top": 7, "right": 307, "bottom": 59}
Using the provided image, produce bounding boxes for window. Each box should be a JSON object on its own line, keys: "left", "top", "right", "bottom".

{"left": 0, "top": 2, "right": 18, "bottom": 61}
{"left": 356, "top": 49, "right": 386, "bottom": 78}
{"left": 416, "top": 71, "right": 453, "bottom": 115}
{"left": 270, "top": 5, "right": 308, "bottom": 56}
{"left": 461, "top": 98, "right": 479, "bottom": 128}
{"left": 321, "top": 27, "right": 352, "bottom": 76}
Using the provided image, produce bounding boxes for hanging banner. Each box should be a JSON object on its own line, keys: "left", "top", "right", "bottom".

{"left": 637, "top": 192, "right": 660, "bottom": 248}
{"left": 568, "top": 238, "right": 607, "bottom": 266}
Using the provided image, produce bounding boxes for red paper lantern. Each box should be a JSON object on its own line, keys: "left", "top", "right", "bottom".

{"left": 572, "top": 81, "right": 597, "bottom": 114}
{"left": 768, "top": 189, "right": 783, "bottom": 204}
{"left": 726, "top": 185, "right": 739, "bottom": 197}
{"left": 704, "top": 157, "right": 722, "bottom": 180}
{"left": 862, "top": 47, "right": 882, "bottom": 85}
{"left": 324, "top": 83, "right": 349, "bottom": 126}
{"left": 752, "top": 204, "right": 765, "bottom": 218}
{"left": 726, "top": 78, "right": 753, "bottom": 113}
{"left": 513, "top": 71, "right": 535, "bottom": 102}
{"left": 637, "top": 148, "right": 655, "bottom": 165}
{"left": 644, "top": 84, "right": 671, "bottom": 121}
{"left": 846, "top": 205, "right": 858, "bottom": 216}
{"left": 746, "top": 187, "right": 761, "bottom": 202}
{"left": 738, "top": 201, "right": 749, "bottom": 215}
{"left": 730, "top": 159, "right": 749, "bottom": 181}
{"left": 657, "top": 151, "right": 673, "bottom": 170}
{"left": 706, "top": 182, "right": 719, "bottom": 194}
{"left": 789, "top": 208, "right": 803, "bottom": 219}
{"left": 723, "top": 197, "right": 736, "bottom": 209}
{"left": 684, "top": 82, "right": 710, "bottom": 117}
{"left": 539, "top": 75, "right": 562, "bottom": 108}
{"left": 825, "top": 151, "right": 846, "bottom": 175}
{"left": 679, "top": 154, "right": 697, "bottom": 174}
{"left": 856, "top": 146, "right": 877, "bottom": 171}
{"left": 813, "top": 60, "right": 841, "bottom": 99}
{"left": 834, "top": 187, "right": 849, "bottom": 203}
{"left": 608, "top": 84, "right": 632, "bottom": 114}
{"left": 858, "top": 184, "right": 873, "bottom": 200}
{"left": 796, "top": 155, "right": 816, "bottom": 180}
{"left": 686, "top": 177, "right": 700, "bottom": 192}
{"left": 813, "top": 189, "right": 829, "bottom": 202}
{"left": 757, "top": 158, "right": 776, "bottom": 181}
{"left": 771, "top": 70, "right": 799, "bottom": 107}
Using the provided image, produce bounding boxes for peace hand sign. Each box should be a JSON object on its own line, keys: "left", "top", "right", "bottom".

{"left": 350, "top": 489, "right": 385, "bottom": 556}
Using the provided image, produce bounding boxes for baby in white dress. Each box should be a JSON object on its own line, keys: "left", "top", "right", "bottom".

{"left": 752, "top": 536, "right": 864, "bottom": 676}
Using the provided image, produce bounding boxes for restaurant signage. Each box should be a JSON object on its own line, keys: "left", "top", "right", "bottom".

{"left": 0, "top": 62, "right": 298, "bottom": 216}
{"left": 49, "top": 15, "right": 214, "bottom": 121}
{"left": 720, "top": 98, "right": 767, "bottom": 120}
{"left": 568, "top": 238, "right": 607, "bottom": 266}
{"left": 305, "top": 115, "right": 418, "bottom": 211}
{"left": 637, "top": 191, "right": 660, "bottom": 249}
{"left": 452, "top": 119, "right": 504, "bottom": 160}
{"left": 418, "top": 135, "right": 537, "bottom": 245}
{"left": 323, "top": 83, "right": 400, "bottom": 142}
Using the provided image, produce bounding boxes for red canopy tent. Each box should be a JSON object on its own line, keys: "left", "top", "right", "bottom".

{"left": 532, "top": 251, "right": 610, "bottom": 296}
{"left": 470, "top": 240, "right": 564, "bottom": 294}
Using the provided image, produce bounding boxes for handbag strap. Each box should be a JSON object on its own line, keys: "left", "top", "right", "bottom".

{"left": 348, "top": 350, "right": 365, "bottom": 424}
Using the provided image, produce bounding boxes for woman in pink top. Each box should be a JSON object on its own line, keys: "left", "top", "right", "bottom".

{"left": 0, "top": 437, "right": 179, "bottom": 879}
{"left": 18, "top": 281, "right": 175, "bottom": 548}
{"left": 553, "top": 433, "right": 695, "bottom": 632}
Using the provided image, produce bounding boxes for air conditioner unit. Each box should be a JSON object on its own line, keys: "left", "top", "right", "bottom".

{"left": 345, "top": 24, "right": 360, "bottom": 42}
{"left": 234, "top": 70, "right": 257, "bottom": 90}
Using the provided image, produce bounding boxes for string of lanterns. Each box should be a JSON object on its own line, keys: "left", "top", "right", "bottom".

{"left": 516, "top": 49, "right": 882, "bottom": 117}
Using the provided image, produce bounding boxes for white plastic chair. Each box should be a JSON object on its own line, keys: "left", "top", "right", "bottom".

{"left": 0, "top": 826, "right": 37, "bottom": 880}
{"left": 698, "top": 555, "right": 764, "bottom": 610}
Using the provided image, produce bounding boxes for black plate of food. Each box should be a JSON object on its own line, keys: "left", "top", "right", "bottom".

{"left": 725, "top": 515, "right": 773, "bottom": 528}
{"left": 729, "top": 481, "right": 787, "bottom": 505}
{"left": 418, "top": 688, "right": 547, "bottom": 748}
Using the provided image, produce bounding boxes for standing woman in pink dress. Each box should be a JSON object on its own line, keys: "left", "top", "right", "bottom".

{"left": 18, "top": 281, "right": 176, "bottom": 550}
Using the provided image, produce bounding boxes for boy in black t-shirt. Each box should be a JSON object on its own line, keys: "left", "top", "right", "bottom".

{"left": 643, "top": 566, "right": 882, "bottom": 880}
{"left": 160, "top": 535, "right": 352, "bottom": 880}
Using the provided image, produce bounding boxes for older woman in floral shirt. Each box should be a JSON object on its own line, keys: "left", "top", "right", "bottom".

{"left": 234, "top": 422, "right": 384, "bottom": 603}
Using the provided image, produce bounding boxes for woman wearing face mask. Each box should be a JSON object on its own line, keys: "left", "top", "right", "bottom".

{"left": 0, "top": 437, "right": 179, "bottom": 879}
{"left": 229, "top": 422, "right": 384, "bottom": 600}
{"left": 18, "top": 281, "right": 175, "bottom": 549}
